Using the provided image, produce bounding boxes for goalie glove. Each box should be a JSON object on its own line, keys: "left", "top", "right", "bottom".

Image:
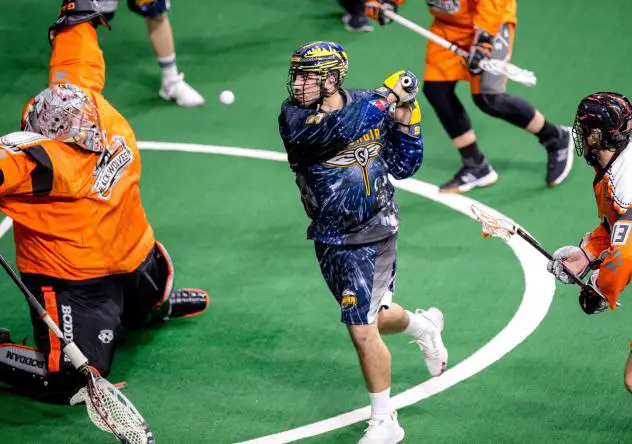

{"left": 579, "top": 272, "right": 609, "bottom": 315}
{"left": 467, "top": 28, "right": 494, "bottom": 75}
{"left": 49, "top": 0, "right": 119, "bottom": 43}
{"left": 376, "top": 70, "right": 419, "bottom": 105}
{"left": 366, "top": 0, "right": 405, "bottom": 26}
{"left": 546, "top": 245, "right": 591, "bottom": 284}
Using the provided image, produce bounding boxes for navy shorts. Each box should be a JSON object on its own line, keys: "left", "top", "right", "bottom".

{"left": 128, "top": 0, "right": 170, "bottom": 17}
{"left": 315, "top": 235, "right": 397, "bottom": 325}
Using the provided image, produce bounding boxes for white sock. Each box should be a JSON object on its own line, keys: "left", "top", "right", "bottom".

{"left": 404, "top": 310, "right": 426, "bottom": 339}
{"left": 368, "top": 388, "right": 391, "bottom": 421}
{"left": 158, "top": 54, "right": 179, "bottom": 83}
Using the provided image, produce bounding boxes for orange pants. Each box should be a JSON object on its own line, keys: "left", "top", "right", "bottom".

{"left": 424, "top": 21, "right": 515, "bottom": 94}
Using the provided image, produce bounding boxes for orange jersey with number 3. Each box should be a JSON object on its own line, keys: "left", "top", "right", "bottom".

{"left": 1, "top": 23, "right": 154, "bottom": 280}
{"left": 582, "top": 145, "right": 632, "bottom": 309}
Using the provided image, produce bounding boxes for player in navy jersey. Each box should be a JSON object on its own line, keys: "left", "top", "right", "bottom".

{"left": 279, "top": 41, "right": 448, "bottom": 444}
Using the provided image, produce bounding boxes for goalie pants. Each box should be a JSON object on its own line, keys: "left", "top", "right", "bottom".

{"left": 0, "top": 242, "right": 173, "bottom": 403}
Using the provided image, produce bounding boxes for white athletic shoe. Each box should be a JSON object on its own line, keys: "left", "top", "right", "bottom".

{"left": 358, "top": 411, "right": 405, "bottom": 444}
{"left": 159, "top": 73, "right": 205, "bottom": 108}
{"left": 410, "top": 307, "right": 448, "bottom": 377}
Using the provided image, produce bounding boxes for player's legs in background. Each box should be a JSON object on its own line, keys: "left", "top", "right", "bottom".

{"left": 423, "top": 23, "right": 498, "bottom": 193}
{"left": 339, "top": 0, "right": 373, "bottom": 32}
{"left": 423, "top": 80, "right": 499, "bottom": 193}
{"left": 471, "top": 24, "right": 573, "bottom": 187}
{"left": 129, "top": 0, "right": 205, "bottom": 107}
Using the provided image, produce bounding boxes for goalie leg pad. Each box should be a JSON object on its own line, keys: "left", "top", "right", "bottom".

{"left": 0, "top": 342, "right": 85, "bottom": 404}
{"left": 128, "top": 0, "right": 170, "bottom": 18}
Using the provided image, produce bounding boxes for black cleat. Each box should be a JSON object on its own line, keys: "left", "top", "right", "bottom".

{"left": 342, "top": 13, "right": 373, "bottom": 32}
{"left": 439, "top": 158, "right": 499, "bottom": 193}
{"left": 166, "top": 288, "right": 209, "bottom": 319}
{"left": 544, "top": 126, "right": 574, "bottom": 187}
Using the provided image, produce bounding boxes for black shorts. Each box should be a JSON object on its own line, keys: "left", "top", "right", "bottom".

{"left": 21, "top": 242, "right": 174, "bottom": 377}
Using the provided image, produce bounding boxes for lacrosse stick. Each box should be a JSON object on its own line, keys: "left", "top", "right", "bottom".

{"left": 0, "top": 254, "right": 155, "bottom": 444}
{"left": 470, "top": 205, "right": 586, "bottom": 286}
{"left": 367, "top": 2, "right": 537, "bottom": 87}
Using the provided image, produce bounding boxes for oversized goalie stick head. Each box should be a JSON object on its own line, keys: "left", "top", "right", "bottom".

{"left": 572, "top": 92, "right": 632, "bottom": 166}
{"left": 287, "top": 41, "right": 349, "bottom": 107}
{"left": 24, "top": 84, "right": 105, "bottom": 153}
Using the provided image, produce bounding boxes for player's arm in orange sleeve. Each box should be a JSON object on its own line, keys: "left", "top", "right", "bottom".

{"left": 49, "top": 22, "right": 105, "bottom": 95}
{"left": 591, "top": 217, "right": 632, "bottom": 310}
{"left": 0, "top": 146, "right": 42, "bottom": 197}
{"left": 47, "top": 0, "right": 119, "bottom": 94}
{"left": 473, "top": 0, "right": 513, "bottom": 35}
{"left": 581, "top": 222, "right": 612, "bottom": 260}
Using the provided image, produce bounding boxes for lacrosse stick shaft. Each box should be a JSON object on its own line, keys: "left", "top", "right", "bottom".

{"left": 515, "top": 228, "right": 586, "bottom": 287}
{"left": 380, "top": 8, "right": 468, "bottom": 57}
{"left": 0, "top": 254, "right": 88, "bottom": 368}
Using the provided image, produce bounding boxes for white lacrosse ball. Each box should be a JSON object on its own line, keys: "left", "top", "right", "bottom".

{"left": 219, "top": 90, "right": 235, "bottom": 105}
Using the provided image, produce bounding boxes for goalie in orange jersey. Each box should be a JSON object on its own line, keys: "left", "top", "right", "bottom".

{"left": 367, "top": 0, "right": 574, "bottom": 193}
{"left": 547, "top": 92, "right": 632, "bottom": 390}
{"left": 0, "top": 0, "right": 208, "bottom": 404}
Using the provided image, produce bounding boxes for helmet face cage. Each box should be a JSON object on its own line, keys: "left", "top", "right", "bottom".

{"left": 572, "top": 92, "right": 632, "bottom": 165}
{"left": 25, "top": 84, "right": 104, "bottom": 153}
{"left": 286, "top": 41, "right": 348, "bottom": 108}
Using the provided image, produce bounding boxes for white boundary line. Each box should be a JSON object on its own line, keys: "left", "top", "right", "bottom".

{"left": 0, "top": 142, "right": 555, "bottom": 443}
{"left": 134, "top": 141, "right": 556, "bottom": 444}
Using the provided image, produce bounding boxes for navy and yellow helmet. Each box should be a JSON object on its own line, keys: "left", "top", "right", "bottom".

{"left": 289, "top": 41, "right": 349, "bottom": 81}
{"left": 287, "top": 41, "right": 349, "bottom": 106}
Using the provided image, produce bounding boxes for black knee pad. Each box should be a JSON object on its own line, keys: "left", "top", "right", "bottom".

{"left": 472, "top": 93, "right": 536, "bottom": 128}
{"left": 422, "top": 81, "right": 472, "bottom": 138}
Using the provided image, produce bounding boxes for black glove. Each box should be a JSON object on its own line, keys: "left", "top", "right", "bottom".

{"left": 366, "top": 0, "right": 404, "bottom": 26}
{"left": 49, "top": 0, "right": 119, "bottom": 43}
{"left": 578, "top": 275, "right": 609, "bottom": 315}
{"left": 467, "top": 29, "right": 494, "bottom": 75}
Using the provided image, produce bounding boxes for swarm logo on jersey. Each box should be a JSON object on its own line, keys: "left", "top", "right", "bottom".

{"left": 92, "top": 135, "right": 133, "bottom": 199}
{"left": 426, "top": 0, "right": 460, "bottom": 13}
{"left": 324, "top": 129, "right": 383, "bottom": 196}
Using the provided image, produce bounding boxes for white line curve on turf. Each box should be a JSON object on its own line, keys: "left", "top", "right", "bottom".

{"left": 0, "top": 142, "right": 555, "bottom": 443}
{"left": 135, "top": 141, "right": 556, "bottom": 444}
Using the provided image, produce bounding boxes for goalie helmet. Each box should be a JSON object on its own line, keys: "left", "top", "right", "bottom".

{"left": 24, "top": 84, "right": 104, "bottom": 153}
{"left": 572, "top": 92, "right": 632, "bottom": 166}
{"left": 287, "top": 41, "right": 349, "bottom": 107}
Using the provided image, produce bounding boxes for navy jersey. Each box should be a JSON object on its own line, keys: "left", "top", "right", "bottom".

{"left": 278, "top": 89, "right": 424, "bottom": 245}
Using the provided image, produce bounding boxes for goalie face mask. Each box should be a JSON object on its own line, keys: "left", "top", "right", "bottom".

{"left": 25, "top": 84, "right": 105, "bottom": 153}
{"left": 572, "top": 92, "right": 632, "bottom": 166}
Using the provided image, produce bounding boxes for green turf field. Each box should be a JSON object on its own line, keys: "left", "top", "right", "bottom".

{"left": 1, "top": 1, "right": 632, "bottom": 443}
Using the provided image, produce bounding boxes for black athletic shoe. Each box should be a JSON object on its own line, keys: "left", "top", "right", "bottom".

{"left": 0, "top": 328, "right": 12, "bottom": 344}
{"left": 439, "top": 158, "right": 499, "bottom": 193}
{"left": 544, "top": 126, "right": 574, "bottom": 186}
{"left": 342, "top": 13, "right": 373, "bottom": 32}
{"left": 166, "top": 288, "right": 209, "bottom": 319}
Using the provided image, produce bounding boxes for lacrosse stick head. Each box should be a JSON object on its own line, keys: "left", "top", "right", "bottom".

{"left": 479, "top": 59, "right": 537, "bottom": 87}
{"left": 70, "top": 368, "right": 155, "bottom": 444}
{"left": 470, "top": 205, "right": 517, "bottom": 241}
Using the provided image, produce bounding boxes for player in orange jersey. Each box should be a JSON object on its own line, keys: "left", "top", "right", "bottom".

{"left": 547, "top": 92, "right": 632, "bottom": 390}
{"left": 0, "top": 0, "right": 208, "bottom": 404}
{"left": 367, "top": 0, "right": 574, "bottom": 193}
